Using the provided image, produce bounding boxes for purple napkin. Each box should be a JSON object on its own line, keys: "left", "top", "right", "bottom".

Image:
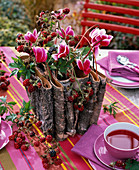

{"left": 71, "top": 124, "right": 110, "bottom": 170}
{"left": 97, "top": 51, "right": 139, "bottom": 82}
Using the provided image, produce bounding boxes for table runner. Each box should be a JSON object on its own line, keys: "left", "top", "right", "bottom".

{"left": 0, "top": 47, "right": 139, "bottom": 170}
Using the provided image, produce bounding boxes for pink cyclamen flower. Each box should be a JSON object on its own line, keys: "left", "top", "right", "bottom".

{"left": 52, "top": 44, "right": 69, "bottom": 61}
{"left": 24, "top": 29, "right": 39, "bottom": 43}
{"left": 89, "top": 28, "right": 113, "bottom": 57}
{"left": 33, "top": 47, "right": 47, "bottom": 63}
{"left": 56, "top": 26, "right": 74, "bottom": 40}
{"left": 77, "top": 59, "right": 91, "bottom": 75}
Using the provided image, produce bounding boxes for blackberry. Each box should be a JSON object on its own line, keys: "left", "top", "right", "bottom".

{"left": 30, "top": 131, "right": 35, "bottom": 137}
{"left": 48, "top": 46, "right": 57, "bottom": 55}
{"left": 49, "top": 150, "right": 56, "bottom": 157}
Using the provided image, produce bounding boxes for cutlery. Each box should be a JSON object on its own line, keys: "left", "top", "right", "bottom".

{"left": 117, "top": 55, "right": 139, "bottom": 74}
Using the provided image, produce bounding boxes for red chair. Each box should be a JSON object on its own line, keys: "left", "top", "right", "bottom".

{"left": 81, "top": 0, "right": 139, "bottom": 35}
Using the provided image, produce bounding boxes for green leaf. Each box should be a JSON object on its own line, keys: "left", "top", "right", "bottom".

{"left": 8, "top": 101, "right": 16, "bottom": 105}
{"left": 10, "top": 69, "right": 18, "bottom": 77}
{"left": 0, "top": 70, "right": 6, "bottom": 73}
{"left": 0, "top": 102, "right": 3, "bottom": 105}
{"left": 0, "top": 96, "right": 7, "bottom": 103}
{"left": 8, "top": 63, "right": 18, "bottom": 68}
{"left": 17, "top": 71, "right": 21, "bottom": 79}
{"left": 25, "top": 70, "right": 31, "bottom": 79}
{"left": 25, "top": 100, "right": 30, "bottom": 111}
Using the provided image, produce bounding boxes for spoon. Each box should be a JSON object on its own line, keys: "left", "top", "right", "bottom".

{"left": 117, "top": 55, "right": 139, "bottom": 74}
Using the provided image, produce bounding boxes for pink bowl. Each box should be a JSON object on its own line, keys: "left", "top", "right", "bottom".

{"left": 104, "top": 122, "right": 139, "bottom": 159}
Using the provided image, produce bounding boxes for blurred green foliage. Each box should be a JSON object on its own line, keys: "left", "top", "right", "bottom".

{"left": 0, "top": 0, "right": 31, "bottom": 46}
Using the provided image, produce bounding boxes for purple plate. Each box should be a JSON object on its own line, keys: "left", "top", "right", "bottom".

{"left": 0, "top": 120, "right": 12, "bottom": 150}
{"left": 93, "top": 133, "right": 124, "bottom": 170}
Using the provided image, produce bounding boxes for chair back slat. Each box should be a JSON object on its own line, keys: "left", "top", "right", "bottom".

{"left": 81, "top": 0, "right": 139, "bottom": 35}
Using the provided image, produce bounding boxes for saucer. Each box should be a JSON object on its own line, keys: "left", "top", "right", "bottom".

{"left": 0, "top": 120, "right": 12, "bottom": 150}
{"left": 93, "top": 133, "right": 123, "bottom": 170}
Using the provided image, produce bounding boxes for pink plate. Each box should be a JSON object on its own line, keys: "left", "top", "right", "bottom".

{"left": 105, "top": 71, "right": 139, "bottom": 89}
{"left": 0, "top": 120, "right": 12, "bottom": 150}
{"left": 93, "top": 133, "right": 124, "bottom": 170}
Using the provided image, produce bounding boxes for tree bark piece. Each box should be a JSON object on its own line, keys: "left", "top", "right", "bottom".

{"left": 60, "top": 79, "right": 74, "bottom": 134}
{"left": 77, "top": 72, "right": 100, "bottom": 134}
{"left": 51, "top": 77, "right": 68, "bottom": 141}
{"left": 90, "top": 71, "right": 107, "bottom": 125}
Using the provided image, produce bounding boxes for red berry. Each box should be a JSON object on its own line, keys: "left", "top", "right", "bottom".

{"left": 43, "top": 38, "right": 48, "bottom": 45}
{"left": 14, "top": 142, "right": 21, "bottom": 149}
{"left": 68, "top": 96, "right": 74, "bottom": 102}
{"left": 78, "top": 104, "right": 84, "bottom": 111}
{"left": 69, "top": 77, "right": 75, "bottom": 82}
{"left": 89, "top": 88, "right": 94, "bottom": 96}
{"left": 0, "top": 76, "right": 6, "bottom": 82}
{"left": 34, "top": 141, "right": 40, "bottom": 147}
{"left": 40, "top": 137, "right": 45, "bottom": 143}
{"left": 18, "top": 121, "right": 24, "bottom": 127}
{"left": 9, "top": 135, "right": 15, "bottom": 141}
{"left": 69, "top": 40, "right": 76, "bottom": 46}
{"left": 42, "top": 157, "right": 49, "bottom": 164}
{"left": 55, "top": 147, "right": 60, "bottom": 155}
{"left": 37, "top": 82, "right": 42, "bottom": 88}
{"left": 5, "top": 80, "right": 10, "bottom": 86}
{"left": 17, "top": 133, "right": 22, "bottom": 138}
{"left": 47, "top": 36, "right": 52, "bottom": 42}
{"left": 28, "top": 84, "right": 36, "bottom": 93}
{"left": 13, "top": 131, "right": 18, "bottom": 137}
{"left": 51, "top": 32, "right": 57, "bottom": 38}
{"left": 116, "top": 160, "right": 123, "bottom": 167}
{"left": 63, "top": 8, "right": 70, "bottom": 14}
{"left": 43, "top": 163, "right": 49, "bottom": 169}
{"left": 0, "top": 82, "right": 7, "bottom": 89}
{"left": 54, "top": 158, "right": 62, "bottom": 166}
{"left": 74, "top": 35, "right": 80, "bottom": 42}
{"left": 21, "top": 144, "right": 29, "bottom": 151}
{"left": 36, "top": 121, "right": 42, "bottom": 127}
{"left": 23, "top": 79, "right": 31, "bottom": 87}
{"left": 86, "top": 81, "right": 91, "bottom": 85}
{"left": 46, "top": 135, "right": 53, "bottom": 143}
{"left": 22, "top": 135, "right": 26, "bottom": 140}
{"left": 74, "top": 103, "right": 78, "bottom": 110}
{"left": 16, "top": 137, "right": 23, "bottom": 145}
{"left": 17, "top": 45, "right": 24, "bottom": 52}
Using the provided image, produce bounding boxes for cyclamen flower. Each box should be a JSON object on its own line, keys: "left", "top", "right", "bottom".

{"left": 24, "top": 29, "right": 39, "bottom": 43}
{"left": 57, "top": 26, "right": 74, "bottom": 40}
{"left": 52, "top": 44, "right": 69, "bottom": 61}
{"left": 89, "top": 28, "right": 113, "bottom": 57}
{"left": 33, "top": 47, "right": 47, "bottom": 63}
{"left": 77, "top": 59, "right": 91, "bottom": 75}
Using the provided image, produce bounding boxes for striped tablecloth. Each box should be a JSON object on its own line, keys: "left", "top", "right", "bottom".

{"left": 0, "top": 47, "right": 139, "bottom": 170}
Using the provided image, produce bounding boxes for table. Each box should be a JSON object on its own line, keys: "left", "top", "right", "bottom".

{"left": 0, "top": 47, "right": 139, "bottom": 170}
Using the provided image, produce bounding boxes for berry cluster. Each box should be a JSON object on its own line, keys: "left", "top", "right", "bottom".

{"left": 0, "top": 50, "right": 6, "bottom": 65}
{"left": 9, "top": 130, "right": 29, "bottom": 150}
{"left": 8, "top": 109, "right": 62, "bottom": 169}
{"left": 109, "top": 160, "right": 126, "bottom": 169}
{"left": 23, "top": 78, "right": 42, "bottom": 93}
{"left": 0, "top": 76, "right": 10, "bottom": 91}
{"left": 68, "top": 81, "right": 93, "bottom": 111}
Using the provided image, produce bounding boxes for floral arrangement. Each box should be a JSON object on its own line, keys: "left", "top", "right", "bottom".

{"left": 9, "top": 7, "right": 113, "bottom": 111}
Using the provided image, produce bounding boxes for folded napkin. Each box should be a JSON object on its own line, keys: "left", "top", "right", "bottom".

{"left": 71, "top": 124, "right": 110, "bottom": 170}
{"left": 97, "top": 51, "right": 139, "bottom": 82}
